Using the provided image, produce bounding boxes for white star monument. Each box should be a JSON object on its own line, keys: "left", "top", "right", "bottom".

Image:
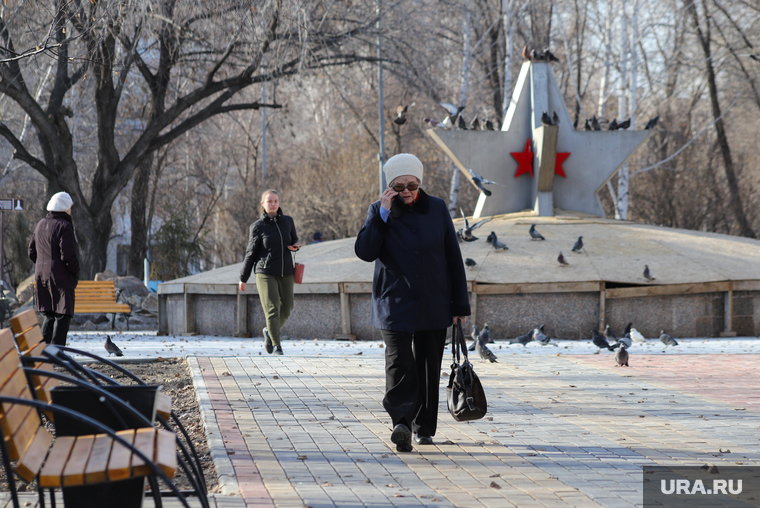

{"left": 428, "top": 61, "right": 653, "bottom": 218}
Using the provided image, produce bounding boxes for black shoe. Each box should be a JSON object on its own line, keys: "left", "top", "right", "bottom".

{"left": 414, "top": 434, "right": 434, "bottom": 445}
{"left": 274, "top": 345, "right": 283, "bottom": 356}
{"left": 391, "top": 424, "right": 413, "bottom": 452}
{"left": 263, "top": 327, "right": 273, "bottom": 354}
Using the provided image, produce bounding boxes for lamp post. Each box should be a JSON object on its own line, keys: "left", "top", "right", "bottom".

{"left": 377, "top": 0, "right": 386, "bottom": 193}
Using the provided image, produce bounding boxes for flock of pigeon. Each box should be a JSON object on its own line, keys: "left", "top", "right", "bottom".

{"left": 459, "top": 220, "right": 657, "bottom": 283}
{"left": 467, "top": 321, "right": 679, "bottom": 367}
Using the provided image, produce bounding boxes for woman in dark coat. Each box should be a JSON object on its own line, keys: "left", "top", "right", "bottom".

{"left": 239, "top": 189, "right": 301, "bottom": 355}
{"left": 355, "top": 153, "right": 470, "bottom": 453}
{"left": 28, "top": 192, "right": 80, "bottom": 346}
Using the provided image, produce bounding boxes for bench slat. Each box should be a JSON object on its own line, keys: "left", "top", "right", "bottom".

{"left": 107, "top": 429, "right": 136, "bottom": 481}
{"left": 130, "top": 428, "right": 156, "bottom": 477}
{"left": 0, "top": 329, "right": 16, "bottom": 361}
{"left": 16, "top": 326, "right": 43, "bottom": 353}
{"left": 84, "top": 433, "right": 113, "bottom": 484}
{"left": 155, "top": 429, "right": 177, "bottom": 478}
{"left": 8, "top": 408, "right": 42, "bottom": 461}
{"left": 17, "top": 427, "right": 53, "bottom": 482}
{"left": 63, "top": 435, "right": 95, "bottom": 486}
{"left": 39, "top": 436, "right": 75, "bottom": 488}
{"left": 156, "top": 392, "right": 171, "bottom": 420}
{"left": 0, "top": 349, "right": 21, "bottom": 387}
{"left": 9, "top": 310, "right": 38, "bottom": 335}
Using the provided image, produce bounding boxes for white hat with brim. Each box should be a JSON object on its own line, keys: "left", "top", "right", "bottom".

{"left": 47, "top": 192, "right": 74, "bottom": 212}
{"left": 383, "top": 153, "right": 423, "bottom": 186}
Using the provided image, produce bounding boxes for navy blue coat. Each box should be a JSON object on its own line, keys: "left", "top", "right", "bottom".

{"left": 355, "top": 189, "right": 470, "bottom": 333}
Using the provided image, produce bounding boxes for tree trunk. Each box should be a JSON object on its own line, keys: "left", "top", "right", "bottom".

{"left": 686, "top": 0, "right": 755, "bottom": 238}
{"left": 501, "top": 0, "right": 514, "bottom": 122}
{"left": 616, "top": 0, "right": 629, "bottom": 220}
{"left": 128, "top": 153, "right": 154, "bottom": 277}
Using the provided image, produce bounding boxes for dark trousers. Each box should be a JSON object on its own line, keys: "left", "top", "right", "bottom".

{"left": 41, "top": 312, "right": 72, "bottom": 346}
{"left": 380, "top": 328, "right": 447, "bottom": 437}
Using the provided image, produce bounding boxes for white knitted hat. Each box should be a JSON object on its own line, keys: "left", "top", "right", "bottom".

{"left": 46, "top": 192, "right": 74, "bottom": 212}
{"left": 383, "top": 153, "right": 423, "bottom": 186}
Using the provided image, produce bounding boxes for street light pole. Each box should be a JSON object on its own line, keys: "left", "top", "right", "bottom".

{"left": 377, "top": 0, "right": 386, "bottom": 193}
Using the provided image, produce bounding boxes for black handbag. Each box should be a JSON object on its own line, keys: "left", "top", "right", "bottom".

{"left": 446, "top": 322, "right": 488, "bottom": 421}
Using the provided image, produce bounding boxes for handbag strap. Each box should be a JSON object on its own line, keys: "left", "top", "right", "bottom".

{"left": 451, "top": 322, "right": 469, "bottom": 365}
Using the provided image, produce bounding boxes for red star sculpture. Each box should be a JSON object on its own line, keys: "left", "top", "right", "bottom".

{"left": 512, "top": 139, "right": 534, "bottom": 178}
{"left": 555, "top": 152, "right": 570, "bottom": 178}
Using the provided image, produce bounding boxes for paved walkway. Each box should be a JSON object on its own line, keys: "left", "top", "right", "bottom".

{"left": 187, "top": 348, "right": 760, "bottom": 508}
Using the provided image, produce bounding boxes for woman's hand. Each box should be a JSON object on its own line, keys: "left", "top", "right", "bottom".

{"left": 380, "top": 188, "right": 398, "bottom": 211}
{"left": 453, "top": 316, "right": 467, "bottom": 325}
{"left": 238, "top": 281, "right": 246, "bottom": 292}
{"left": 287, "top": 242, "right": 302, "bottom": 251}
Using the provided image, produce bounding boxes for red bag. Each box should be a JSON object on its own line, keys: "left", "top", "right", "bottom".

{"left": 294, "top": 262, "right": 305, "bottom": 284}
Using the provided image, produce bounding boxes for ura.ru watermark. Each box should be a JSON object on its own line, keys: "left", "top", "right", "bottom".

{"left": 661, "top": 478, "right": 742, "bottom": 495}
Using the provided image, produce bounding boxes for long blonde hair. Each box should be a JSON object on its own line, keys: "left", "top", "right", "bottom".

{"left": 260, "top": 189, "right": 279, "bottom": 214}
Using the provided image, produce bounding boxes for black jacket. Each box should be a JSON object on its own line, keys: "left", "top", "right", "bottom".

{"left": 354, "top": 189, "right": 470, "bottom": 333}
{"left": 240, "top": 209, "right": 299, "bottom": 281}
{"left": 29, "top": 211, "right": 80, "bottom": 316}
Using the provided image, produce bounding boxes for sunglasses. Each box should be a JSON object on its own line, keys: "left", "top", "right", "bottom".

{"left": 390, "top": 182, "right": 419, "bottom": 192}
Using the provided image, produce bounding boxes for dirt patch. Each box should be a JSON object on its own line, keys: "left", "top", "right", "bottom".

{"left": 1, "top": 358, "right": 218, "bottom": 495}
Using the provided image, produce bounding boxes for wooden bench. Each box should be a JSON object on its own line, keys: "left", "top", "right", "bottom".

{"left": 75, "top": 281, "right": 131, "bottom": 329}
{"left": 0, "top": 327, "right": 183, "bottom": 507}
{"left": 9, "top": 309, "right": 172, "bottom": 422}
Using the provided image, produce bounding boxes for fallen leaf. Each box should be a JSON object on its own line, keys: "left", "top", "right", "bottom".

{"left": 489, "top": 481, "right": 502, "bottom": 489}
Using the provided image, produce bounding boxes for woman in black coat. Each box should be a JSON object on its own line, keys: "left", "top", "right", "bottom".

{"left": 355, "top": 153, "right": 470, "bottom": 452}
{"left": 28, "top": 192, "right": 80, "bottom": 346}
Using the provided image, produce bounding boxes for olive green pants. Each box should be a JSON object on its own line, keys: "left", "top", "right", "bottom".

{"left": 255, "top": 273, "right": 295, "bottom": 346}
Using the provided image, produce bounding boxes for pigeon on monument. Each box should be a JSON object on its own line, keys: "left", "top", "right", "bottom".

{"left": 615, "top": 346, "right": 629, "bottom": 367}
{"left": 522, "top": 45, "right": 531, "bottom": 61}
{"left": 424, "top": 117, "right": 441, "bottom": 128}
{"left": 466, "top": 168, "right": 502, "bottom": 197}
{"left": 543, "top": 47, "right": 560, "bottom": 62}
{"left": 630, "top": 327, "right": 646, "bottom": 343}
{"left": 552, "top": 111, "right": 560, "bottom": 126}
{"left": 105, "top": 335, "right": 124, "bottom": 357}
{"left": 558, "top": 252, "right": 569, "bottom": 267}
{"left": 643, "top": 265, "right": 655, "bottom": 282}
{"left": 459, "top": 208, "right": 492, "bottom": 241}
{"left": 541, "top": 111, "right": 553, "bottom": 126}
{"left": 465, "top": 258, "right": 477, "bottom": 269}
{"left": 584, "top": 119, "right": 592, "bottom": 131}
{"left": 457, "top": 115, "right": 467, "bottom": 130}
{"left": 592, "top": 328, "right": 615, "bottom": 351}
{"left": 470, "top": 117, "right": 480, "bottom": 130}
{"left": 604, "top": 324, "right": 617, "bottom": 342}
{"left": 440, "top": 102, "right": 465, "bottom": 117}
{"left": 591, "top": 115, "right": 601, "bottom": 131}
{"left": 530, "top": 48, "right": 541, "bottom": 61}
{"left": 660, "top": 331, "right": 678, "bottom": 347}
{"left": 510, "top": 329, "right": 534, "bottom": 346}
{"left": 394, "top": 105, "right": 408, "bottom": 125}
{"left": 529, "top": 224, "right": 545, "bottom": 240}
{"left": 484, "top": 120, "right": 495, "bottom": 131}
{"left": 617, "top": 118, "right": 631, "bottom": 130}
{"left": 440, "top": 115, "right": 454, "bottom": 129}
{"left": 572, "top": 236, "right": 583, "bottom": 253}
{"left": 608, "top": 118, "right": 619, "bottom": 131}
{"left": 476, "top": 333, "right": 498, "bottom": 363}
{"left": 644, "top": 116, "right": 659, "bottom": 130}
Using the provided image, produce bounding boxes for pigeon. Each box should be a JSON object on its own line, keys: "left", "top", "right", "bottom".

{"left": 424, "top": 117, "right": 440, "bottom": 128}
{"left": 543, "top": 47, "right": 560, "bottom": 62}
{"left": 558, "top": 252, "right": 568, "bottom": 267}
{"left": 660, "top": 331, "right": 678, "bottom": 347}
{"left": 529, "top": 224, "right": 545, "bottom": 240}
{"left": 623, "top": 322, "right": 632, "bottom": 336}
{"left": 643, "top": 265, "right": 655, "bottom": 282}
{"left": 489, "top": 232, "right": 508, "bottom": 251}
{"left": 510, "top": 329, "right": 534, "bottom": 346}
{"left": 591, "top": 328, "right": 615, "bottom": 351}
{"left": 459, "top": 208, "right": 492, "bottom": 241}
{"left": 457, "top": 115, "right": 467, "bottom": 130}
{"left": 521, "top": 45, "right": 531, "bottom": 61}
{"left": 466, "top": 168, "right": 502, "bottom": 196}
{"left": 105, "top": 335, "right": 124, "bottom": 357}
{"left": 479, "top": 323, "right": 492, "bottom": 344}
{"left": 465, "top": 258, "right": 477, "bottom": 269}
{"left": 534, "top": 325, "right": 557, "bottom": 346}
{"left": 394, "top": 105, "right": 408, "bottom": 125}
{"left": 615, "top": 346, "right": 629, "bottom": 367}
{"left": 470, "top": 117, "right": 480, "bottom": 130}
{"left": 572, "top": 236, "right": 583, "bottom": 253}
{"left": 476, "top": 332, "right": 498, "bottom": 363}
{"left": 613, "top": 335, "right": 632, "bottom": 350}
{"left": 552, "top": 111, "right": 560, "bottom": 126}
{"left": 630, "top": 327, "right": 646, "bottom": 343}
{"left": 440, "top": 102, "right": 465, "bottom": 117}
{"left": 530, "top": 48, "right": 541, "bottom": 61}
{"left": 604, "top": 324, "right": 617, "bottom": 343}
{"left": 617, "top": 118, "right": 631, "bottom": 130}
{"left": 484, "top": 120, "right": 495, "bottom": 131}
{"left": 644, "top": 116, "right": 659, "bottom": 130}
{"left": 440, "top": 115, "right": 454, "bottom": 129}
{"left": 584, "top": 119, "right": 592, "bottom": 131}
{"left": 541, "top": 111, "right": 553, "bottom": 126}
{"left": 591, "top": 115, "right": 601, "bottom": 131}
{"left": 486, "top": 231, "right": 496, "bottom": 244}
{"left": 608, "top": 118, "right": 619, "bottom": 131}
{"left": 751, "top": 54, "right": 760, "bottom": 62}
{"left": 468, "top": 324, "right": 480, "bottom": 351}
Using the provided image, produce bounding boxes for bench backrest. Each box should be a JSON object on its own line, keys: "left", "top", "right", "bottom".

{"left": 0, "top": 328, "right": 45, "bottom": 461}
{"left": 10, "top": 310, "right": 59, "bottom": 405}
